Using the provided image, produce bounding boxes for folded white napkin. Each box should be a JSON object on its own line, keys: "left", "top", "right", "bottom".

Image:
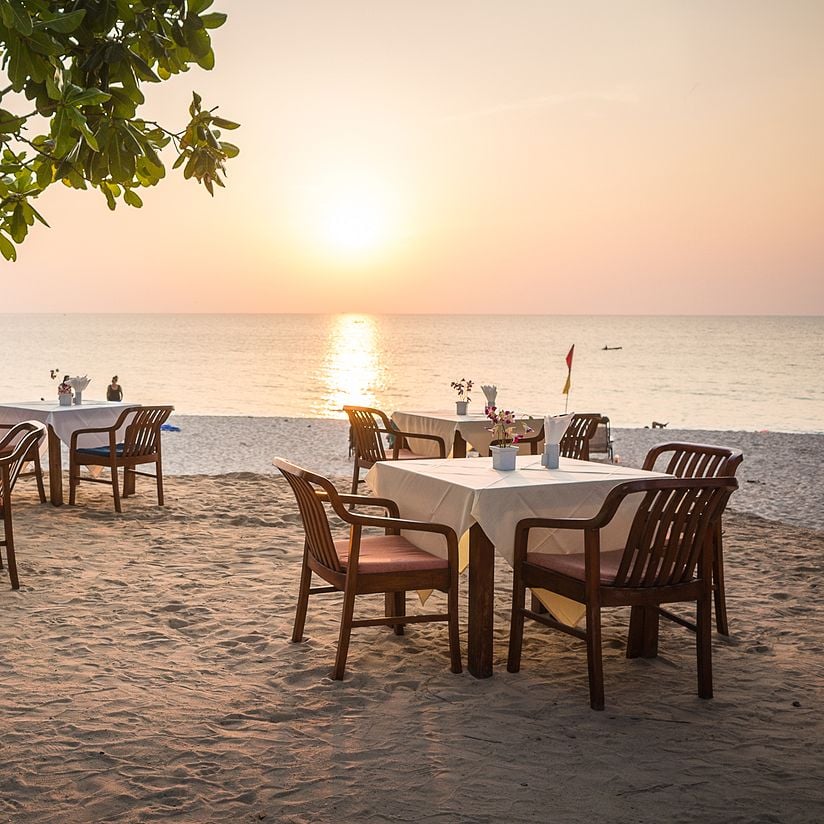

{"left": 481, "top": 384, "right": 497, "bottom": 408}
{"left": 69, "top": 375, "right": 91, "bottom": 393}
{"left": 544, "top": 413, "right": 574, "bottom": 445}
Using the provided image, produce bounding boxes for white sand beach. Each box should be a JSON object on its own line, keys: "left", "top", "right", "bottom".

{"left": 1, "top": 418, "right": 822, "bottom": 823}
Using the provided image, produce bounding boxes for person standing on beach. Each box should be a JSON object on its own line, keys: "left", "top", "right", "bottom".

{"left": 107, "top": 376, "right": 123, "bottom": 402}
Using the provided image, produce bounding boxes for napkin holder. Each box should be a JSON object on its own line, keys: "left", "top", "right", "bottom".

{"left": 541, "top": 443, "right": 560, "bottom": 469}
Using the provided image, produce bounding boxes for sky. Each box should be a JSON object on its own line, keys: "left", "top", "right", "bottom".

{"left": 2, "top": 0, "right": 823, "bottom": 314}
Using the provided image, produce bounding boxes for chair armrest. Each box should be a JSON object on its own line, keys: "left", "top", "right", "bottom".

{"left": 315, "top": 490, "right": 400, "bottom": 517}
{"left": 514, "top": 481, "right": 636, "bottom": 540}
{"left": 378, "top": 428, "right": 447, "bottom": 458}
{"left": 343, "top": 511, "right": 458, "bottom": 540}
{"left": 69, "top": 409, "right": 135, "bottom": 448}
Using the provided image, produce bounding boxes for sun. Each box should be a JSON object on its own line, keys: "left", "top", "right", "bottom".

{"left": 296, "top": 174, "right": 400, "bottom": 262}
{"left": 318, "top": 190, "right": 392, "bottom": 256}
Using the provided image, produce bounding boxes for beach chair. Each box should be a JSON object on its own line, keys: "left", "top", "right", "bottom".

{"left": 0, "top": 421, "right": 46, "bottom": 503}
{"left": 274, "top": 458, "right": 462, "bottom": 680}
{"left": 344, "top": 405, "right": 447, "bottom": 493}
{"left": 1, "top": 422, "right": 47, "bottom": 589}
{"left": 643, "top": 442, "right": 743, "bottom": 635}
{"left": 68, "top": 405, "right": 174, "bottom": 512}
{"left": 589, "top": 416, "right": 614, "bottom": 462}
{"left": 507, "top": 476, "right": 738, "bottom": 709}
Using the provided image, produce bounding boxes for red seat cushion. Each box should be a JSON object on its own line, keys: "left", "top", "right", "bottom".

{"left": 335, "top": 534, "right": 448, "bottom": 575}
{"left": 525, "top": 548, "right": 628, "bottom": 585}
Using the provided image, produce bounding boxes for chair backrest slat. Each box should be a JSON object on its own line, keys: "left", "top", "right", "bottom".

{"left": 560, "top": 413, "right": 602, "bottom": 461}
{"left": 611, "top": 478, "right": 736, "bottom": 588}
{"left": 122, "top": 406, "right": 173, "bottom": 457}
{"left": 274, "top": 459, "right": 344, "bottom": 573}
{"left": 344, "top": 406, "right": 389, "bottom": 464}
{"left": 644, "top": 442, "right": 743, "bottom": 480}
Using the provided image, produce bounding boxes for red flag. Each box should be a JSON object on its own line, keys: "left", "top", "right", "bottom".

{"left": 562, "top": 344, "right": 574, "bottom": 395}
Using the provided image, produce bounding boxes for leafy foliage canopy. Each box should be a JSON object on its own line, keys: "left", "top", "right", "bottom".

{"left": 0, "top": 0, "right": 238, "bottom": 260}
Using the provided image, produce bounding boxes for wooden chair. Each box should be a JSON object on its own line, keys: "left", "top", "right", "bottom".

{"left": 512, "top": 412, "right": 604, "bottom": 459}
{"left": 642, "top": 442, "right": 743, "bottom": 635}
{"left": 1, "top": 422, "right": 47, "bottom": 589}
{"left": 507, "top": 476, "right": 738, "bottom": 709}
{"left": 344, "top": 405, "right": 447, "bottom": 493}
{"left": 0, "top": 421, "right": 46, "bottom": 503}
{"left": 560, "top": 413, "right": 602, "bottom": 460}
{"left": 68, "top": 405, "right": 174, "bottom": 512}
{"left": 274, "top": 458, "right": 462, "bottom": 680}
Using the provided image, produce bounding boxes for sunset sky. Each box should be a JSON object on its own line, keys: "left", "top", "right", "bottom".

{"left": 3, "top": 0, "right": 823, "bottom": 314}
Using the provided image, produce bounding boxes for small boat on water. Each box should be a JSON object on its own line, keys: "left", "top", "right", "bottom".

{"left": 602, "top": 345, "right": 622, "bottom": 350}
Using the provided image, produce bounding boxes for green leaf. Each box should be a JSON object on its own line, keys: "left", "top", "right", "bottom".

{"left": 67, "top": 88, "right": 112, "bottom": 107}
{"left": 129, "top": 52, "right": 161, "bottom": 83}
{"left": 10, "top": 202, "right": 27, "bottom": 242}
{"left": 211, "top": 116, "right": 240, "bottom": 130}
{"left": 0, "top": 109, "right": 26, "bottom": 133}
{"left": 123, "top": 188, "right": 142, "bottom": 208}
{"left": 28, "top": 203, "right": 50, "bottom": 227}
{"left": 201, "top": 12, "right": 227, "bottom": 29}
{"left": 188, "top": 0, "right": 215, "bottom": 15}
{"left": 38, "top": 9, "right": 86, "bottom": 33}
{"left": 0, "top": 231, "right": 17, "bottom": 261}
{"left": 219, "top": 141, "right": 239, "bottom": 158}
{"left": 7, "top": 0, "right": 33, "bottom": 35}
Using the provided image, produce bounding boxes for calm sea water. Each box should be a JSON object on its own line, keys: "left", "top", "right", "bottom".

{"left": 1, "top": 314, "right": 821, "bottom": 432}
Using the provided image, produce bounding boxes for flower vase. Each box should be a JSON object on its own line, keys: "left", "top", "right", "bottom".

{"left": 59, "top": 394, "right": 72, "bottom": 407}
{"left": 456, "top": 400, "right": 469, "bottom": 415}
{"left": 490, "top": 444, "right": 518, "bottom": 470}
{"left": 73, "top": 391, "right": 82, "bottom": 405}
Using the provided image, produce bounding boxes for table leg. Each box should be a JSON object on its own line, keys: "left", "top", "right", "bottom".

{"left": 468, "top": 524, "right": 495, "bottom": 678}
{"left": 47, "top": 425, "right": 63, "bottom": 506}
{"left": 453, "top": 432, "right": 467, "bottom": 458}
{"left": 627, "top": 605, "right": 659, "bottom": 658}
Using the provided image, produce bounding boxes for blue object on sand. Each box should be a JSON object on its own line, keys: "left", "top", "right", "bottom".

{"left": 161, "top": 424, "right": 181, "bottom": 432}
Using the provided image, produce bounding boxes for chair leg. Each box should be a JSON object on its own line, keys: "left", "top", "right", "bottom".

{"left": 386, "top": 591, "right": 405, "bottom": 636}
{"left": 627, "top": 606, "right": 659, "bottom": 658}
{"left": 3, "top": 510, "right": 19, "bottom": 590}
{"left": 111, "top": 462, "right": 122, "bottom": 513}
{"left": 697, "top": 592, "right": 714, "bottom": 699}
{"left": 350, "top": 459, "right": 360, "bottom": 494}
{"left": 713, "top": 528, "right": 729, "bottom": 635}
{"left": 585, "top": 602, "right": 605, "bottom": 711}
{"left": 507, "top": 568, "right": 527, "bottom": 673}
{"left": 447, "top": 574, "right": 462, "bottom": 674}
{"left": 292, "top": 554, "right": 312, "bottom": 643}
{"left": 155, "top": 460, "right": 165, "bottom": 506}
{"left": 68, "top": 457, "right": 78, "bottom": 505}
{"left": 332, "top": 585, "right": 357, "bottom": 680}
{"left": 123, "top": 466, "right": 136, "bottom": 498}
{"left": 33, "top": 452, "right": 46, "bottom": 504}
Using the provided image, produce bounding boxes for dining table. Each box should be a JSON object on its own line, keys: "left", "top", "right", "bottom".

{"left": 367, "top": 454, "right": 670, "bottom": 678}
{"left": 0, "top": 400, "right": 139, "bottom": 505}
{"left": 391, "top": 409, "right": 543, "bottom": 458}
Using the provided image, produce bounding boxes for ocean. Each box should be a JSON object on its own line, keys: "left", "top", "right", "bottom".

{"left": 1, "top": 314, "right": 821, "bottom": 432}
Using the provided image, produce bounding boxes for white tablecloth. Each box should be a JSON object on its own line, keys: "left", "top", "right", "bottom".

{"left": 0, "top": 401, "right": 138, "bottom": 449}
{"left": 367, "top": 455, "right": 670, "bottom": 624}
{"left": 392, "top": 410, "right": 543, "bottom": 458}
